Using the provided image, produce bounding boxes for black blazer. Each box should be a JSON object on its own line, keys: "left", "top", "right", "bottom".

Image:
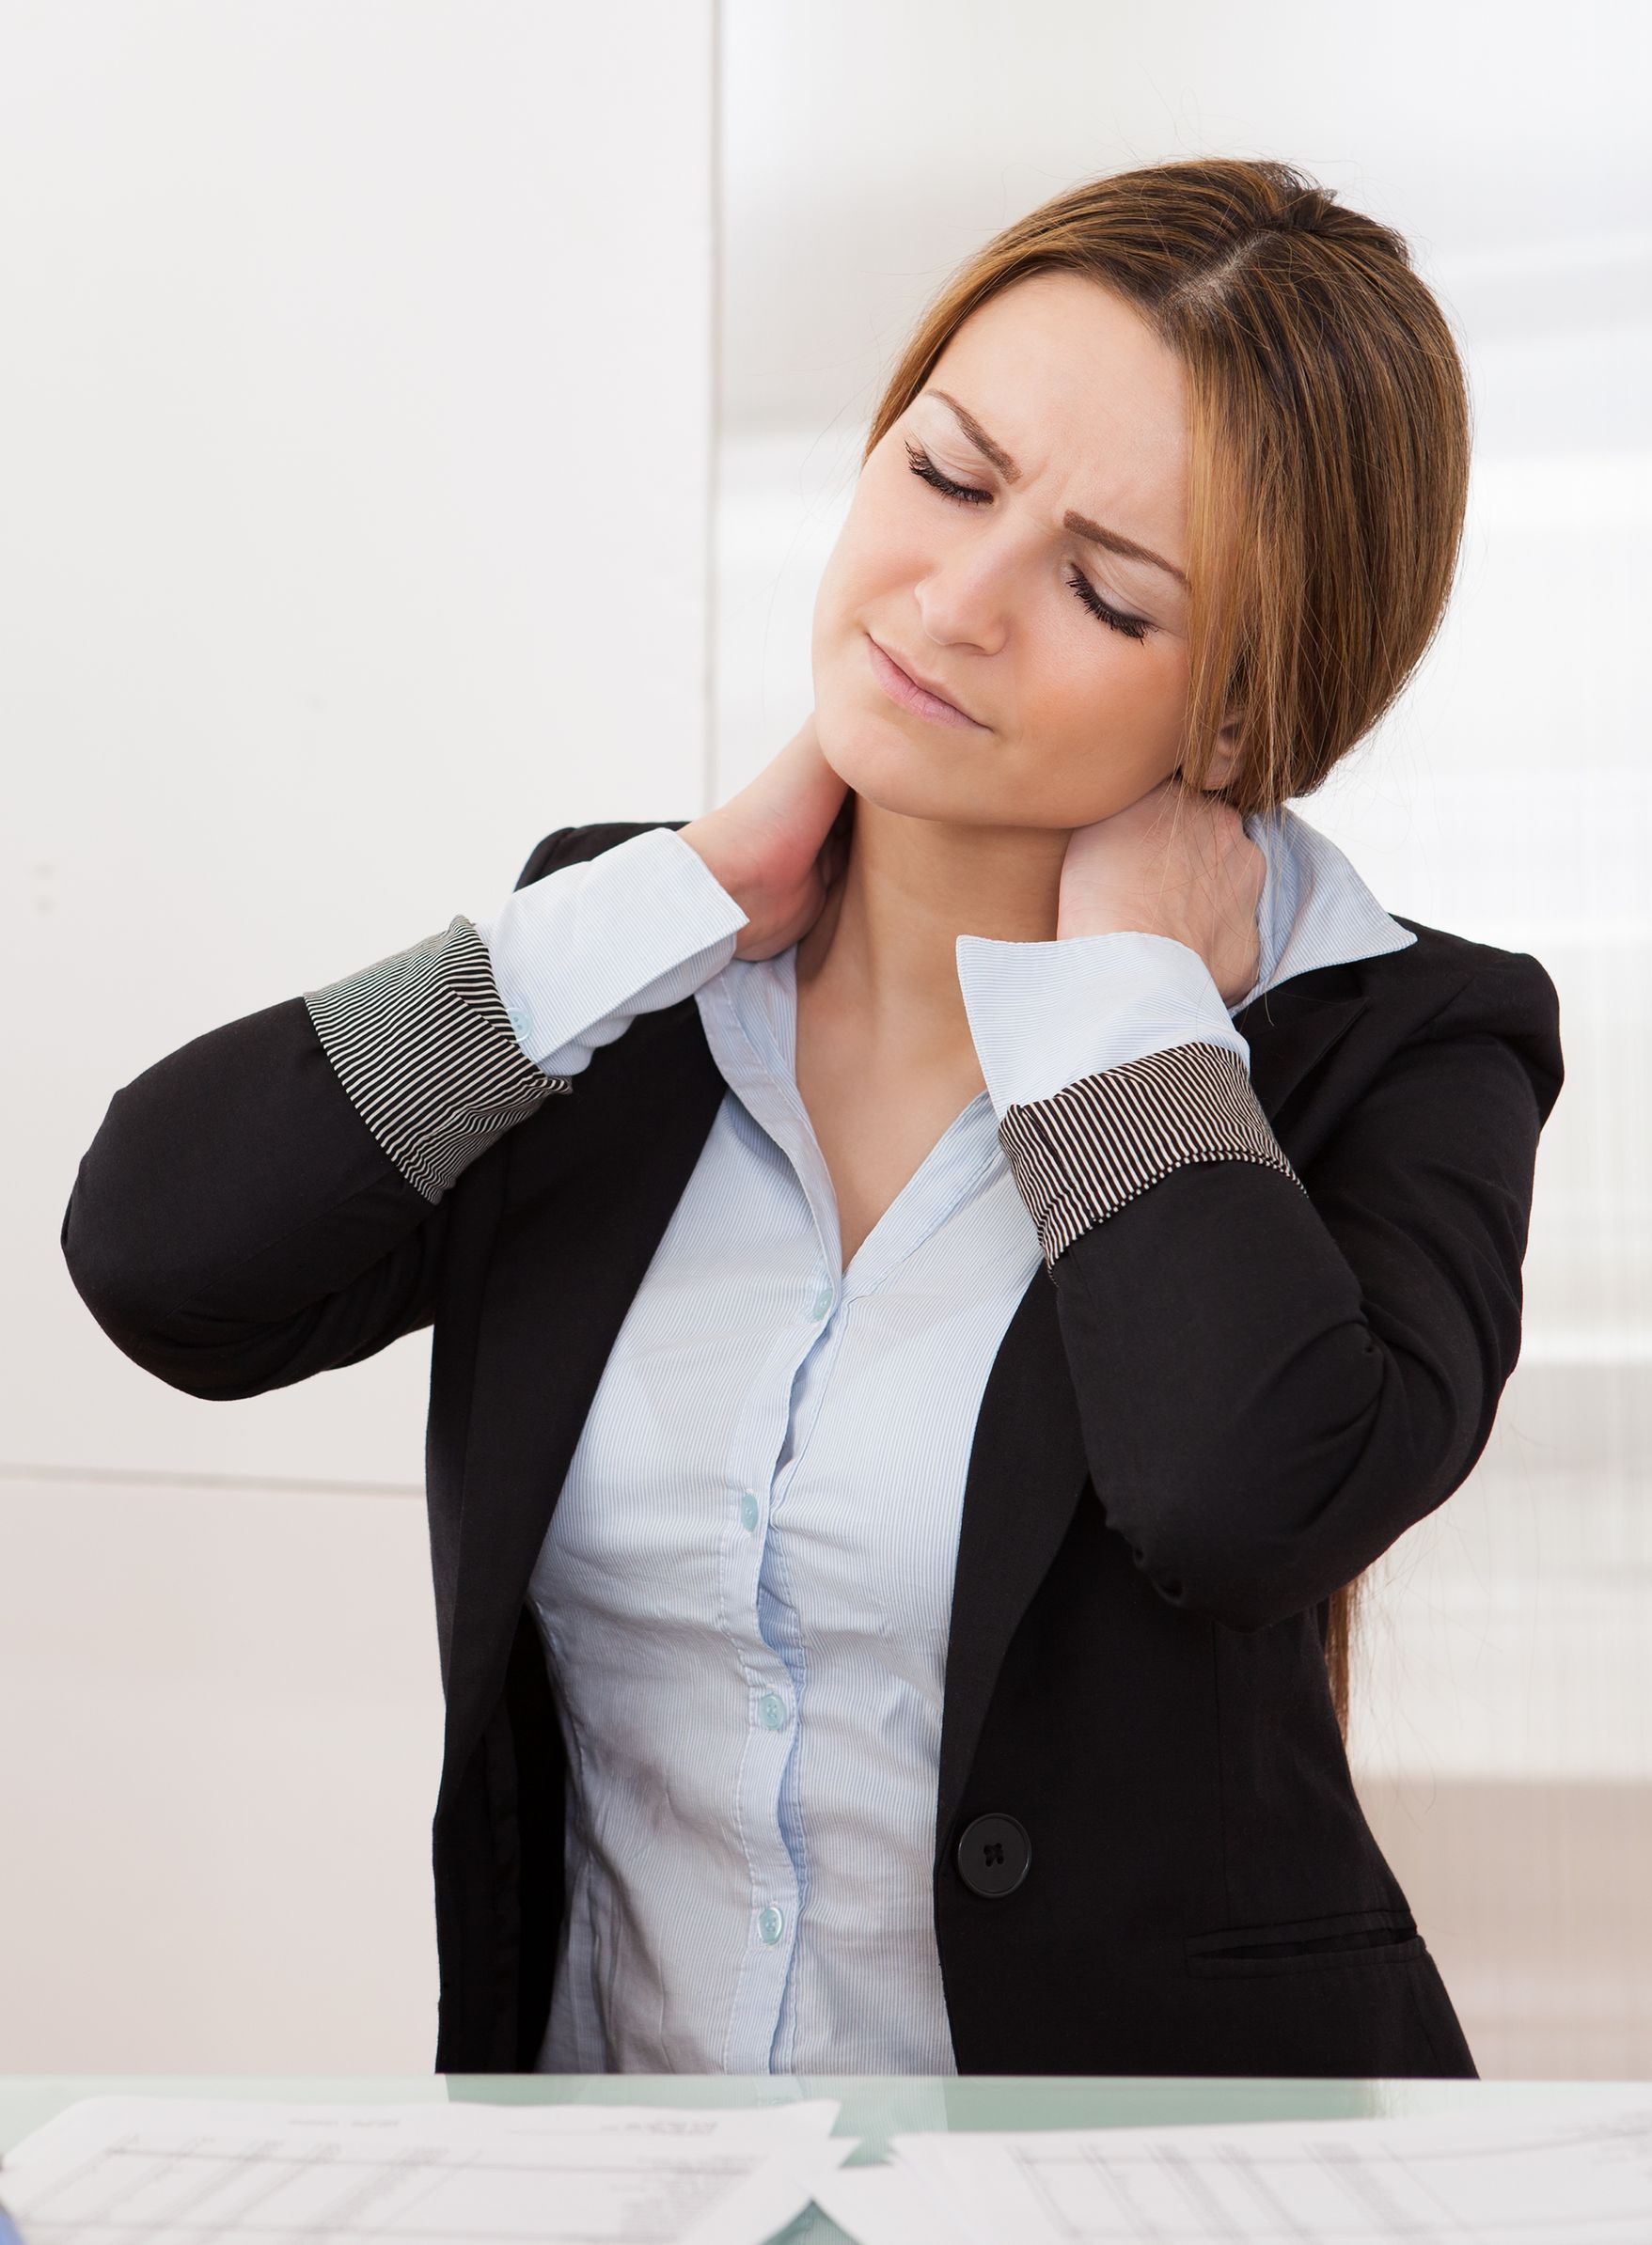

{"left": 61, "top": 818, "right": 1565, "bottom": 2080}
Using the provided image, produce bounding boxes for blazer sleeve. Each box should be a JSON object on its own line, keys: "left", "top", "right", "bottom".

{"left": 984, "top": 949, "right": 1565, "bottom": 1631}
{"left": 60, "top": 824, "right": 747, "bottom": 1404}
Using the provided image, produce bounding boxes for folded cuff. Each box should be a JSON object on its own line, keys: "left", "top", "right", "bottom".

{"left": 956, "top": 926, "right": 1249, "bottom": 1111}
{"left": 478, "top": 825, "right": 749, "bottom": 1078}
{"left": 303, "top": 914, "right": 571, "bottom": 1203}
{"left": 998, "top": 1040, "right": 1305, "bottom": 1268}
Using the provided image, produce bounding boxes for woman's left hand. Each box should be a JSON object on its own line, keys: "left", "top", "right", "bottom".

{"left": 1057, "top": 775, "right": 1266, "bottom": 1008}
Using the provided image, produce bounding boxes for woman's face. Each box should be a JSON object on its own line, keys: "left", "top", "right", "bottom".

{"left": 810, "top": 269, "right": 1235, "bottom": 830}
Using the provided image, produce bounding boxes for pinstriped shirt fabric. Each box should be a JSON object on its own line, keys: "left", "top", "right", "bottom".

{"left": 300, "top": 914, "right": 570, "bottom": 1201}
{"left": 997, "top": 1041, "right": 1305, "bottom": 1266}
{"left": 307, "top": 805, "right": 1416, "bottom": 2076}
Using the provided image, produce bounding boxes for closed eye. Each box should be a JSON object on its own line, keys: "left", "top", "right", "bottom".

{"left": 902, "top": 439, "right": 1151, "bottom": 644}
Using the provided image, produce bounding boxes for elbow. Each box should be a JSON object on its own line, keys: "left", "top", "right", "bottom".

{"left": 1141, "top": 1566, "right": 1328, "bottom": 1637}
{"left": 1120, "top": 1524, "right": 1327, "bottom": 1634}
{"left": 62, "top": 1180, "right": 250, "bottom": 1402}
{"left": 1111, "top": 1424, "right": 1472, "bottom": 1636}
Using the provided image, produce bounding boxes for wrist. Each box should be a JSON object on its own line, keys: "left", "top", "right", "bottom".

{"left": 678, "top": 817, "right": 749, "bottom": 909}
{"left": 1055, "top": 911, "right": 1163, "bottom": 944}
{"left": 677, "top": 819, "right": 768, "bottom": 953}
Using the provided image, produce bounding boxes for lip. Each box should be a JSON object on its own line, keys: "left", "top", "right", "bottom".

{"left": 866, "top": 635, "right": 985, "bottom": 730}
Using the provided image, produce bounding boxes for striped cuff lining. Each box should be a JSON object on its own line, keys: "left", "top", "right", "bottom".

{"left": 302, "top": 914, "right": 572, "bottom": 1203}
{"left": 998, "top": 1039, "right": 1304, "bottom": 1268}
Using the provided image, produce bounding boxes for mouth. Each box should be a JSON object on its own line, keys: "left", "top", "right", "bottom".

{"left": 866, "top": 635, "right": 986, "bottom": 730}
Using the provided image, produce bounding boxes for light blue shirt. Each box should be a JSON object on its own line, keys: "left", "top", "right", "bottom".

{"left": 468, "top": 806, "right": 1416, "bottom": 2074}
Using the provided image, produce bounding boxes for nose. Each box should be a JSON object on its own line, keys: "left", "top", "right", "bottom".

{"left": 913, "top": 544, "right": 1012, "bottom": 656}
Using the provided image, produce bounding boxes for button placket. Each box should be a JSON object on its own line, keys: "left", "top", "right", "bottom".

{"left": 717, "top": 1455, "right": 803, "bottom": 2055}
{"left": 713, "top": 1289, "right": 828, "bottom": 2061}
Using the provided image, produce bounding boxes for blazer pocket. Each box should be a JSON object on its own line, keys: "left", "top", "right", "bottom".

{"left": 1185, "top": 1906, "right": 1426, "bottom": 1979}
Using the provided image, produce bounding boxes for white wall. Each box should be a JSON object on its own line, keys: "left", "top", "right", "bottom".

{"left": 2, "top": 0, "right": 716, "bottom": 2067}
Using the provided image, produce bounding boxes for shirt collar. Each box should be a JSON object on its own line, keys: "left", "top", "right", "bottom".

{"left": 702, "top": 801, "right": 1414, "bottom": 1048}
{"left": 1235, "top": 804, "right": 1416, "bottom": 1013}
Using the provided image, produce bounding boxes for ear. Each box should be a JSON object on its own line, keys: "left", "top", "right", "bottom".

{"left": 1199, "top": 714, "right": 1245, "bottom": 793}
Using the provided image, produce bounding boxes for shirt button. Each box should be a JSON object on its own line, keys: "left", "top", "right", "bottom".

{"left": 757, "top": 1905, "right": 785, "bottom": 1946}
{"left": 738, "top": 1492, "right": 760, "bottom": 1532}
{"left": 758, "top": 1690, "right": 788, "bottom": 1731}
{"left": 811, "top": 1284, "right": 832, "bottom": 1320}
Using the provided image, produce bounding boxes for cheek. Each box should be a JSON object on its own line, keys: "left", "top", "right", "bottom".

{"left": 1039, "top": 632, "right": 1183, "bottom": 741}
{"left": 851, "top": 491, "right": 929, "bottom": 593}
{"left": 1021, "top": 638, "right": 1188, "bottom": 799}
{"left": 853, "top": 448, "right": 948, "bottom": 569}
{"left": 1114, "top": 632, "right": 1187, "bottom": 737}
{"left": 816, "top": 497, "right": 903, "bottom": 626}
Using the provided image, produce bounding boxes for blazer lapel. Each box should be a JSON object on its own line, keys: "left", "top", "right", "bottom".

{"left": 935, "top": 982, "right": 1370, "bottom": 1845}
{"left": 440, "top": 1000, "right": 729, "bottom": 1796}
{"left": 936, "top": 1265, "right": 1084, "bottom": 1848}
{"left": 1239, "top": 985, "right": 1370, "bottom": 1127}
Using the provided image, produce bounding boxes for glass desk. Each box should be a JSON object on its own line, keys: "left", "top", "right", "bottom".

{"left": 2, "top": 2074, "right": 1641, "bottom": 2243}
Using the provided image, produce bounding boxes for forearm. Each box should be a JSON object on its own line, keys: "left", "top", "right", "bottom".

{"left": 61, "top": 826, "right": 747, "bottom": 1399}
{"left": 959, "top": 930, "right": 1552, "bottom": 1631}
{"left": 61, "top": 916, "right": 558, "bottom": 1396}
{"left": 1041, "top": 1143, "right": 1517, "bottom": 1628}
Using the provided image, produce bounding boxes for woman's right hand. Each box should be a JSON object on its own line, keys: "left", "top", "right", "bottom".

{"left": 677, "top": 713, "right": 854, "bottom": 961}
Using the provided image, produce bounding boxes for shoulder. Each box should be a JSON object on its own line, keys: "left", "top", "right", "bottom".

{"left": 1283, "top": 916, "right": 1565, "bottom": 1126}
{"left": 512, "top": 819, "right": 687, "bottom": 888}
{"left": 1363, "top": 916, "right": 1558, "bottom": 1039}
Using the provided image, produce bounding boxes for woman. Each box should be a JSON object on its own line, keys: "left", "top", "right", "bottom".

{"left": 63, "top": 156, "right": 1563, "bottom": 2080}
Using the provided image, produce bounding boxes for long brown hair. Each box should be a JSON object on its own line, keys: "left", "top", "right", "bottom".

{"left": 861, "top": 157, "right": 1472, "bottom": 1737}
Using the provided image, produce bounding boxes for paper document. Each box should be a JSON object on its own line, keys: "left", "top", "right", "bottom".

{"left": 0, "top": 2095, "right": 851, "bottom": 2245}
{"left": 812, "top": 2097, "right": 1652, "bottom": 2245}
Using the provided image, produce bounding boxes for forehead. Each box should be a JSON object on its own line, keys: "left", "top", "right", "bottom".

{"left": 926, "top": 270, "right": 1190, "bottom": 518}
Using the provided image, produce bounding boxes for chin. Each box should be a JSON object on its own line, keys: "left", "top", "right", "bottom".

{"left": 832, "top": 754, "right": 990, "bottom": 838}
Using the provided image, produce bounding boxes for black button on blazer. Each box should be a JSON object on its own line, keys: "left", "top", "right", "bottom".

{"left": 61, "top": 819, "right": 1565, "bottom": 2080}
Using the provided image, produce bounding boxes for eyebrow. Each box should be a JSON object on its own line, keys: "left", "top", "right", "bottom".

{"left": 921, "top": 387, "right": 1188, "bottom": 591}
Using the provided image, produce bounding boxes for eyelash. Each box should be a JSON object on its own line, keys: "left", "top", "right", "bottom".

{"left": 902, "top": 439, "right": 1151, "bottom": 643}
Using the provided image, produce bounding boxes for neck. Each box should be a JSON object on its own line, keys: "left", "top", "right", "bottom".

{"left": 794, "top": 793, "right": 1068, "bottom": 1066}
